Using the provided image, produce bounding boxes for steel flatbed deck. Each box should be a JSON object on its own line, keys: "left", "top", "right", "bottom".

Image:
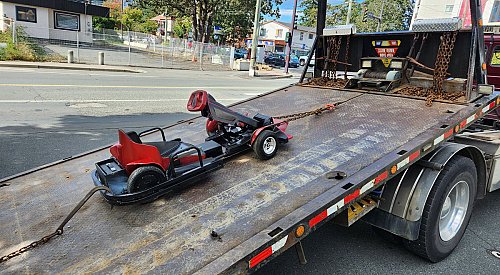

{"left": 0, "top": 84, "right": 497, "bottom": 274}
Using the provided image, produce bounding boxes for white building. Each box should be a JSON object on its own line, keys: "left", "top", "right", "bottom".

{"left": 412, "top": 0, "right": 500, "bottom": 27}
{"left": 246, "top": 20, "right": 316, "bottom": 53}
{"left": 0, "top": 0, "right": 109, "bottom": 43}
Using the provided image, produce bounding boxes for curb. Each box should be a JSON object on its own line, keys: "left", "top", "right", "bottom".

{"left": 254, "top": 73, "right": 294, "bottom": 79}
{"left": 0, "top": 62, "right": 145, "bottom": 73}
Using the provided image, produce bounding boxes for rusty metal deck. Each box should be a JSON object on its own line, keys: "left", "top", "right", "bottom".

{"left": 0, "top": 85, "right": 475, "bottom": 273}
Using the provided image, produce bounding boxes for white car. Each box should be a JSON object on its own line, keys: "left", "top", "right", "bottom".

{"left": 299, "top": 54, "right": 315, "bottom": 66}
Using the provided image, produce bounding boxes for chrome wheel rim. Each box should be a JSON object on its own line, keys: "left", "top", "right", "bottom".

{"left": 263, "top": 137, "right": 277, "bottom": 155}
{"left": 439, "top": 180, "right": 469, "bottom": 242}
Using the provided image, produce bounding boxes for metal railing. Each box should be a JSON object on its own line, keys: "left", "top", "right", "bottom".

{"left": 1, "top": 21, "right": 233, "bottom": 71}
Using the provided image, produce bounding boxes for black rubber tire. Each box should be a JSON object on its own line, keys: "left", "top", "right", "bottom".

{"left": 252, "top": 130, "right": 278, "bottom": 160}
{"left": 127, "top": 165, "right": 167, "bottom": 193}
{"left": 403, "top": 155, "right": 477, "bottom": 262}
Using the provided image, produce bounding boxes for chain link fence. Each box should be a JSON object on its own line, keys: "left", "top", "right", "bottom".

{"left": 1, "top": 21, "right": 233, "bottom": 71}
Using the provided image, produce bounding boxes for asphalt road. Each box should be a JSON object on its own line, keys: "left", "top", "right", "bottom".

{"left": 1, "top": 66, "right": 499, "bottom": 274}
{"left": 0, "top": 67, "right": 297, "bottom": 179}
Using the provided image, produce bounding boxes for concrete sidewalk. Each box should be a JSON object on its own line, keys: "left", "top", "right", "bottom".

{"left": 254, "top": 69, "right": 294, "bottom": 79}
{"left": 0, "top": 61, "right": 145, "bottom": 73}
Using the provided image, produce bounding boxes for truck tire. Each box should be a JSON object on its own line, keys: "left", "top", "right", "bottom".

{"left": 127, "top": 165, "right": 167, "bottom": 193}
{"left": 252, "top": 130, "right": 278, "bottom": 160}
{"left": 403, "top": 155, "right": 477, "bottom": 262}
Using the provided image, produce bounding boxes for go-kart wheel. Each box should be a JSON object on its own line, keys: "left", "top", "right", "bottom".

{"left": 127, "top": 165, "right": 167, "bottom": 193}
{"left": 253, "top": 130, "right": 278, "bottom": 160}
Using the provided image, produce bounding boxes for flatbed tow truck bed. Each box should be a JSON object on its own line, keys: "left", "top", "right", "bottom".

{"left": 1, "top": 84, "right": 497, "bottom": 274}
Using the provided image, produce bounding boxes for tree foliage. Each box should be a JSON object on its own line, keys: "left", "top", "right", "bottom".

{"left": 133, "top": 0, "right": 283, "bottom": 42}
{"left": 299, "top": 0, "right": 413, "bottom": 32}
{"left": 93, "top": 0, "right": 161, "bottom": 33}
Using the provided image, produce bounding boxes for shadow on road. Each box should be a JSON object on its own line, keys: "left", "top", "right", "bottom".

{"left": 0, "top": 112, "right": 195, "bottom": 179}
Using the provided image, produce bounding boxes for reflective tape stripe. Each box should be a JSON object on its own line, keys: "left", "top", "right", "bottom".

{"left": 344, "top": 189, "right": 360, "bottom": 204}
{"left": 443, "top": 128, "right": 454, "bottom": 139}
{"left": 249, "top": 247, "right": 272, "bottom": 268}
{"left": 360, "top": 179, "right": 375, "bottom": 194}
{"left": 466, "top": 114, "right": 475, "bottom": 124}
{"left": 397, "top": 157, "right": 409, "bottom": 170}
{"left": 271, "top": 236, "right": 288, "bottom": 252}
{"left": 327, "top": 199, "right": 344, "bottom": 216}
{"left": 375, "top": 171, "right": 389, "bottom": 184}
{"left": 434, "top": 134, "right": 444, "bottom": 146}
{"left": 249, "top": 235, "right": 288, "bottom": 268}
{"left": 309, "top": 210, "right": 327, "bottom": 228}
{"left": 409, "top": 150, "right": 420, "bottom": 161}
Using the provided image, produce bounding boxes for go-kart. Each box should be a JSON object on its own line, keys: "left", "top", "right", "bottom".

{"left": 92, "top": 90, "right": 292, "bottom": 205}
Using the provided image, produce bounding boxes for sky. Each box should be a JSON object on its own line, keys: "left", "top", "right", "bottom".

{"left": 266, "top": 0, "right": 364, "bottom": 23}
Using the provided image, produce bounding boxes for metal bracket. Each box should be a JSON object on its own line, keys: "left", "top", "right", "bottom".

{"left": 411, "top": 18, "right": 462, "bottom": 32}
{"left": 323, "top": 24, "right": 356, "bottom": 36}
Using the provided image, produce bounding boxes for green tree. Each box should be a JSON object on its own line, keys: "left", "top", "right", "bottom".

{"left": 134, "top": 0, "right": 283, "bottom": 42}
{"left": 173, "top": 16, "right": 192, "bottom": 38}
{"left": 120, "top": 7, "right": 144, "bottom": 30}
{"left": 299, "top": 0, "right": 413, "bottom": 32}
{"left": 298, "top": 0, "right": 318, "bottom": 28}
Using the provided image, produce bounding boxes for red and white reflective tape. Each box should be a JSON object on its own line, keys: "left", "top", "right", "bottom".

{"left": 308, "top": 170, "right": 389, "bottom": 228}
{"left": 249, "top": 235, "right": 288, "bottom": 268}
{"left": 396, "top": 150, "right": 421, "bottom": 171}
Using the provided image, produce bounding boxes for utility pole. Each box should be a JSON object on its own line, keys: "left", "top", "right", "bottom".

{"left": 346, "top": 0, "right": 353, "bottom": 24}
{"left": 376, "top": 2, "right": 385, "bottom": 32}
{"left": 249, "top": 0, "right": 263, "bottom": 77}
{"left": 284, "top": 0, "right": 298, "bottom": 74}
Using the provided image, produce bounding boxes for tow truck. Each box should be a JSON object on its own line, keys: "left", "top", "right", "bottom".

{"left": 1, "top": 1, "right": 500, "bottom": 273}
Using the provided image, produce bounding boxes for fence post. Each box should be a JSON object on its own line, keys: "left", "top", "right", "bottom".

{"left": 12, "top": 20, "right": 16, "bottom": 45}
{"left": 199, "top": 42, "right": 204, "bottom": 70}
{"left": 76, "top": 32, "right": 80, "bottom": 62}
{"left": 229, "top": 46, "right": 235, "bottom": 70}
{"left": 128, "top": 32, "right": 131, "bottom": 66}
{"left": 161, "top": 38, "right": 164, "bottom": 67}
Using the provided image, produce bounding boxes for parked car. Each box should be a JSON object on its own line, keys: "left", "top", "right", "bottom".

{"left": 234, "top": 49, "right": 247, "bottom": 59}
{"left": 299, "top": 54, "right": 315, "bottom": 66}
{"left": 264, "top": 53, "right": 299, "bottom": 68}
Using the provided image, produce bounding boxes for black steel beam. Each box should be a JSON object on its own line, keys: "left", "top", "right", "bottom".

{"left": 314, "top": 0, "right": 327, "bottom": 78}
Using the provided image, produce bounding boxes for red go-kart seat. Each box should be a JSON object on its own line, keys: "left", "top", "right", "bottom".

{"left": 110, "top": 130, "right": 179, "bottom": 174}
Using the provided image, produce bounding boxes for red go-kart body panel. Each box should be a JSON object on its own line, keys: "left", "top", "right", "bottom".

{"left": 250, "top": 118, "right": 293, "bottom": 145}
{"left": 110, "top": 130, "right": 169, "bottom": 175}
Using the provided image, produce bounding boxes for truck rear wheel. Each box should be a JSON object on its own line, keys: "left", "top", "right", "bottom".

{"left": 404, "top": 155, "right": 477, "bottom": 262}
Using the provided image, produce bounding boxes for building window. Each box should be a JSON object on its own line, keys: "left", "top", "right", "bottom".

{"left": 309, "top": 33, "right": 313, "bottom": 39}
{"left": 491, "top": 46, "right": 500, "bottom": 66}
{"left": 55, "top": 12, "right": 80, "bottom": 31}
{"left": 491, "top": 0, "right": 500, "bottom": 23}
{"left": 16, "top": 6, "right": 37, "bottom": 23}
{"left": 444, "top": 5, "right": 454, "bottom": 13}
{"left": 276, "top": 29, "right": 283, "bottom": 38}
{"left": 300, "top": 32, "right": 304, "bottom": 40}
{"left": 260, "top": 28, "right": 266, "bottom": 37}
